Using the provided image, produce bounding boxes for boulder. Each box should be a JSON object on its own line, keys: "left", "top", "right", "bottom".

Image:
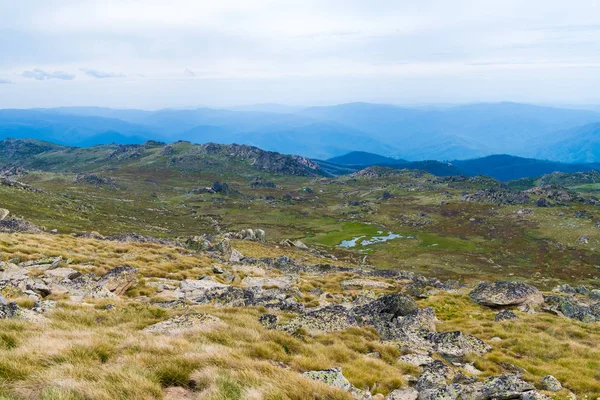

{"left": 241, "top": 276, "right": 294, "bottom": 289}
{"left": 416, "top": 361, "right": 454, "bottom": 391}
{"left": 293, "top": 240, "right": 309, "bottom": 250}
{"left": 478, "top": 374, "right": 535, "bottom": 398}
{"left": 302, "top": 368, "right": 352, "bottom": 391}
{"left": 43, "top": 267, "right": 82, "bottom": 281}
{"left": 544, "top": 295, "right": 600, "bottom": 323}
{"left": 281, "top": 305, "right": 357, "bottom": 333}
{"left": 98, "top": 266, "right": 138, "bottom": 295}
{"left": 426, "top": 331, "right": 492, "bottom": 360}
{"left": 341, "top": 279, "right": 393, "bottom": 290}
{"left": 255, "top": 229, "right": 266, "bottom": 242}
{"left": 470, "top": 281, "right": 544, "bottom": 310}
{"left": 177, "top": 278, "right": 230, "bottom": 300}
{"left": 143, "top": 313, "right": 223, "bottom": 335}
{"left": 386, "top": 388, "right": 418, "bottom": 400}
{"left": 541, "top": 375, "right": 562, "bottom": 392}
{"left": 302, "top": 368, "right": 371, "bottom": 398}
{"left": 494, "top": 309, "right": 519, "bottom": 322}
{"left": 0, "top": 208, "right": 9, "bottom": 221}
{"left": 398, "top": 354, "right": 435, "bottom": 367}
{"left": 0, "top": 301, "right": 19, "bottom": 319}
{"left": 418, "top": 384, "right": 463, "bottom": 400}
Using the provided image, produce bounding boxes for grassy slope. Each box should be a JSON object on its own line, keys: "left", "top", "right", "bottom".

{"left": 0, "top": 234, "right": 597, "bottom": 398}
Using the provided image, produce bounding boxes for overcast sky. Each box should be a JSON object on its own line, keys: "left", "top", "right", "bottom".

{"left": 1, "top": 0, "right": 600, "bottom": 109}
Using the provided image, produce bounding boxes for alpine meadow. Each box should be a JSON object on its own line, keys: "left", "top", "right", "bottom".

{"left": 1, "top": 1, "right": 600, "bottom": 400}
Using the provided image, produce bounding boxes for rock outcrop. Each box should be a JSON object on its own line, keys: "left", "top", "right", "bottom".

{"left": 470, "top": 281, "right": 544, "bottom": 310}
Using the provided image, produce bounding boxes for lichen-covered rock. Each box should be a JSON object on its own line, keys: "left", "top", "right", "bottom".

{"left": 418, "top": 383, "right": 463, "bottom": 400}
{"left": 416, "top": 361, "right": 454, "bottom": 391}
{"left": 398, "top": 354, "right": 435, "bottom": 367}
{"left": 56, "top": 274, "right": 114, "bottom": 298}
{"left": 495, "top": 309, "right": 519, "bottom": 322}
{"left": 541, "top": 375, "right": 562, "bottom": 392}
{"left": 98, "top": 266, "right": 138, "bottom": 295}
{"left": 352, "top": 293, "right": 420, "bottom": 339}
{"left": 386, "top": 388, "right": 418, "bottom": 400}
{"left": 544, "top": 295, "right": 600, "bottom": 322}
{"left": 341, "top": 279, "right": 393, "bottom": 290}
{"left": 282, "top": 305, "right": 357, "bottom": 333}
{"left": 43, "top": 267, "right": 82, "bottom": 281}
{"left": 426, "top": 331, "right": 492, "bottom": 360}
{"left": 144, "top": 313, "right": 223, "bottom": 335}
{"left": 0, "top": 301, "right": 19, "bottom": 319}
{"left": 302, "top": 368, "right": 352, "bottom": 391}
{"left": 177, "top": 278, "right": 230, "bottom": 300}
{"left": 521, "top": 391, "right": 554, "bottom": 400}
{"left": 470, "top": 281, "right": 544, "bottom": 310}
{"left": 241, "top": 275, "right": 294, "bottom": 289}
{"left": 479, "top": 374, "right": 535, "bottom": 399}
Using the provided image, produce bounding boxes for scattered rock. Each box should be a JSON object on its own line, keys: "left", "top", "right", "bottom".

{"left": 293, "top": 240, "right": 308, "bottom": 250}
{"left": 577, "top": 235, "right": 589, "bottom": 245}
{"left": 470, "top": 281, "right": 544, "bottom": 310}
{"left": 541, "top": 375, "right": 562, "bottom": 392}
{"left": 241, "top": 276, "right": 294, "bottom": 289}
{"left": 385, "top": 388, "right": 418, "bottom": 400}
{"left": 0, "top": 208, "right": 9, "bottom": 221}
{"left": 544, "top": 295, "right": 600, "bottom": 323}
{"left": 341, "top": 279, "right": 393, "bottom": 290}
{"left": 398, "top": 354, "right": 435, "bottom": 367}
{"left": 494, "top": 309, "right": 519, "bottom": 322}
{"left": 211, "top": 181, "right": 230, "bottom": 194}
{"left": 97, "top": 266, "right": 138, "bottom": 296}
{"left": 43, "top": 267, "right": 82, "bottom": 281}
{"left": 144, "top": 313, "right": 223, "bottom": 335}
{"left": 426, "top": 331, "right": 492, "bottom": 360}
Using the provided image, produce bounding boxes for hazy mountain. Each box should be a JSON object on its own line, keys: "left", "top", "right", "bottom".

{"left": 536, "top": 123, "right": 600, "bottom": 163}
{"left": 454, "top": 154, "right": 600, "bottom": 181}
{"left": 327, "top": 151, "right": 407, "bottom": 165}
{"left": 0, "top": 109, "right": 160, "bottom": 146}
{"left": 300, "top": 102, "right": 600, "bottom": 159}
{"left": 3, "top": 102, "right": 600, "bottom": 161}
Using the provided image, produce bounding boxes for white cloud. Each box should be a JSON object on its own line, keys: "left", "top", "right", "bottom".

{"left": 22, "top": 68, "right": 75, "bottom": 80}
{"left": 80, "top": 68, "right": 125, "bottom": 78}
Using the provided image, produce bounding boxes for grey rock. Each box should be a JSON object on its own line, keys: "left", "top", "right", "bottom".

{"left": 544, "top": 295, "right": 600, "bottom": 323}
{"left": 386, "top": 388, "right": 418, "bottom": 400}
{"left": 470, "top": 281, "right": 544, "bottom": 309}
{"left": 302, "top": 368, "right": 352, "bottom": 391}
{"left": 426, "top": 331, "right": 492, "bottom": 360}
{"left": 541, "top": 375, "right": 562, "bottom": 392}
{"left": 495, "top": 309, "right": 519, "bottom": 322}
{"left": 97, "top": 266, "right": 138, "bottom": 295}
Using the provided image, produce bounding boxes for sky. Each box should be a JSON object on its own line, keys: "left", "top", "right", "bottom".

{"left": 1, "top": 0, "right": 600, "bottom": 109}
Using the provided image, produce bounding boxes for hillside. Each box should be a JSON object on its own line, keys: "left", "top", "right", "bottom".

{"left": 1, "top": 136, "right": 600, "bottom": 399}
{"left": 454, "top": 154, "right": 600, "bottom": 181}
{"left": 327, "top": 151, "right": 406, "bottom": 165}
{"left": 0, "top": 138, "right": 326, "bottom": 177}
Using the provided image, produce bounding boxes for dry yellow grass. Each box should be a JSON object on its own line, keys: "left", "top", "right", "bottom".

{"left": 0, "top": 233, "right": 598, "bottom": 399}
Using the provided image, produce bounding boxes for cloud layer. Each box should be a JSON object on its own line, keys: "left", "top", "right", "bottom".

{"left": 80, "top": 68, "right": 125, "bottom": 78}
{"left": 22, "top": 68, "right": 75, "bottom": 81}
{"left": 1, "top": 1, "right": 600, "bottom": 108}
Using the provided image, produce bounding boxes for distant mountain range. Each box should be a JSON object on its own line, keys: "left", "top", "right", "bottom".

{"left": 324, "top": 151, "right": 600, "bottom": 181}
{"left": 1, "top": 102, "right": 600, "bottom": 162}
